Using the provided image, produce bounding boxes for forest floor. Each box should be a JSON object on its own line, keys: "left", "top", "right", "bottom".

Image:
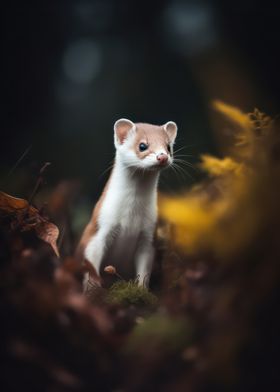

{"left": 1, "top": 102, "right": 280, "bottom": 392}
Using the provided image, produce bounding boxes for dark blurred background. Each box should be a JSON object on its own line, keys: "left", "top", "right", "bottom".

{"left": 2, "top": 0, "right": 280, "bottom": 211}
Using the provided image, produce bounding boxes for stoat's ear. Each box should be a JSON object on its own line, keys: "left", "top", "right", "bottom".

{"left": 163, "top": 121, "right": 177, "bottom": 143}
{"left": 114, "top": 118, "right": 136, "bottom": 145}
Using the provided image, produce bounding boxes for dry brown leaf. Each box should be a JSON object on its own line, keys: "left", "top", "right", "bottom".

{"left": 35, "top": 221, "right": 60, "bottom": 257}
{"left": 0, "top": 191, "right": 60, "bottom": 256}
{"left": 0, "top": 191, "right": 29, "bottom": 211}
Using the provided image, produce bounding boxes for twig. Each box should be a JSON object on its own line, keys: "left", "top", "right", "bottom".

{"left": 29, "top": 162, "right": 51, "bottom": 205}
{"left": 58, "top": 224, "right": 66, "bottom": 251}
{"left": 4, "top": 144, "right": 32, "bottom": 184}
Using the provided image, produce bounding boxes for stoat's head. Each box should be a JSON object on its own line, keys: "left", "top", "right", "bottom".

{"left": 114, "top": 118, "right": 177, "bottom": 171}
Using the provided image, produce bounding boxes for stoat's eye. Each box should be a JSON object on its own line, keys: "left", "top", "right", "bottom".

{"left": 167, "top": 144, "right": 171, "bottom": 153}
{"left": 139, "top": 143, "right": 148, "bottom": 152}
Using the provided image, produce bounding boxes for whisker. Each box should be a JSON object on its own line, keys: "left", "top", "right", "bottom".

{"left": 173, "top": 144, "right": 196, "bottom": 154}
{"left": 99, "top": 165, "right": 114, "bottom": 178}
{"left": 173, "top": 159, "right": 199, "bottom": 172}
{"left": 168, "top": 163, "right": 183, "bottom": 182}
{"left": 171, "top": 162, "right": 191, "bottom": 182}
{"left": 174, "top": 159, "right": 195, "bottom": 166}
{"left": 172, "top": 162, "right": 195, "bottom": 181}
{"left": 173, "top": 153, "right": 194, "bottom": 158}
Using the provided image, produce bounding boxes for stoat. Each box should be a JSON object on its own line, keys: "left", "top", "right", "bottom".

{"left": 78, "top": 118, "right": 177, "bottom": 287}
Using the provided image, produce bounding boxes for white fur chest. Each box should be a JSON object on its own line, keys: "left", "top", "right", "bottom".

{"left": 84, "top": 158, "right": 159, "bottom": 284}
{"left": 98, "top": 160, "right": 158, "bottom": 236}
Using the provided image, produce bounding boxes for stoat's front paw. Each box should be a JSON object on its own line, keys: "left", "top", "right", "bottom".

{"left": 137, "top": 273, "right": 150, "bottom": 288}
{"left": 82, "top": 259, "right": 102, "bottom": 294}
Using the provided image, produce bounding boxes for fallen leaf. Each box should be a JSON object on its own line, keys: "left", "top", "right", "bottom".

{"left": 35, "top": 221, "right": 60, "bottom": 257}
{"left": 0, "top": 191, "right": 60, "bottom": 256}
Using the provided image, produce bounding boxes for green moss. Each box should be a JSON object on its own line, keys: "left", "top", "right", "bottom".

{"left": 106, "top": 281, "right": 158, "bottom": 308}
{"left": 125, "top": 314, "right": 193, "bottom": 354}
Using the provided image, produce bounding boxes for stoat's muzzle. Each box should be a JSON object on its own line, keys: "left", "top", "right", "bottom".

{"left": 156, "top": 153, "right": 168, "bottom": 165}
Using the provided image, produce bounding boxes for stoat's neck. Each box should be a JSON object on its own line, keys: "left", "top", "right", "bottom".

{"left": 109, "top": 153, "right": 160, "bottom": 199}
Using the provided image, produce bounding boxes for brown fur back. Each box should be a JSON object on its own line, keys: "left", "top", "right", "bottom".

{"left": 76, "top": 172, "right": 113, "bottom": 278}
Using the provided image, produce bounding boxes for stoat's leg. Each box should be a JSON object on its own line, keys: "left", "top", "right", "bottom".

{"left": 135, "top": 238, "right": 154, "bottom": 288}
{"left": 84, "top": 228, "right": 111, "bottom": 285}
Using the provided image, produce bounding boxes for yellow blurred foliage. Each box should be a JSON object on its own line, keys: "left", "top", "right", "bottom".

{"left": 213, "top": 100, "right": 252, "bottom": 136}
{"left": 199, "top": 155, "right": 245, "bottom": 177}
{"left": 160, "top": 101, "right": 279, "bottom": 260}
